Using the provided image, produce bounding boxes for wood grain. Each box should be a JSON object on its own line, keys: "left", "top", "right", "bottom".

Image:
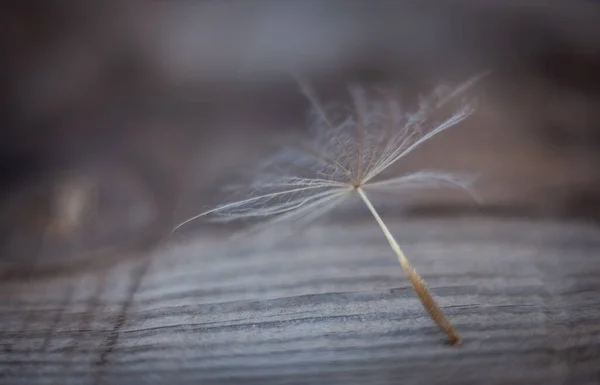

{"left": 1, "top": 217, "right": 600, "bottom": 385}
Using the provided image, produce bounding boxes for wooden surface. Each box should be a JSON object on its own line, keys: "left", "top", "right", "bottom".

{"left": 2, "top": 2, "right": 600, "bottom": 384}
{"left": 1, "top": 216, "right": 600, "bottom": 385}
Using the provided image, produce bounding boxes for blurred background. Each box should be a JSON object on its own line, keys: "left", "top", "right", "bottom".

{"left": 1, "top": 0, "right": 599, "bottom": 276}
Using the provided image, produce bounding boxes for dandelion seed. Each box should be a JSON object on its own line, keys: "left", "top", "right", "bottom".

{"left": 175, "top": 72, "right": 489, "bottom": 344}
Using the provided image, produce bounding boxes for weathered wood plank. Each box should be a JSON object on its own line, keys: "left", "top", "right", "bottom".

{"left": 1, "top": 217, "right": 600, "bottom": 384}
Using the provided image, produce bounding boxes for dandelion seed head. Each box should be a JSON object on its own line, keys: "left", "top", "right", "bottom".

{"left": 173, "top": 71, "right": 490, "bottom": 344}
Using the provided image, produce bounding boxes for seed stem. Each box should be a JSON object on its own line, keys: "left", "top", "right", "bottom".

{"left": 356, "top": 187, "right": 460, "bottom": 344}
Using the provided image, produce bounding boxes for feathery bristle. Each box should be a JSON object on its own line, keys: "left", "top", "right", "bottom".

{"left": 175, "top": 73, "right": 485, "bottom": 232}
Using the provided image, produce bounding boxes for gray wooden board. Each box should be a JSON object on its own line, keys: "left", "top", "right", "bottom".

{"left": 1, "top": 217, "right": 600, "bottom": 384}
